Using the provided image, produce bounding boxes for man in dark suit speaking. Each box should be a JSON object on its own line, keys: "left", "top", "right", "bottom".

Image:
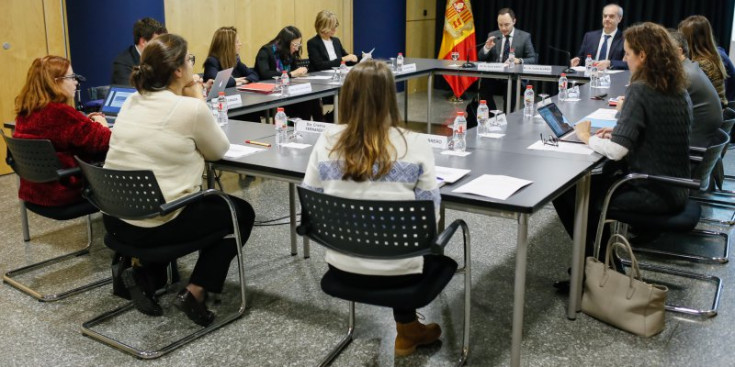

{"left": 477, "top": 8, "right": 537, "bottom": 112}
{"left": 570, "top": 4, "right": 627, "bottom": 70}
{"left": 110, "top": 17, "right": 167, "bottom": 85}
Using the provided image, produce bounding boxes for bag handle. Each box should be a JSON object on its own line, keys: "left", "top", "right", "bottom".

{"left": 602, "top": 234, "right": 642, "bottom": 294}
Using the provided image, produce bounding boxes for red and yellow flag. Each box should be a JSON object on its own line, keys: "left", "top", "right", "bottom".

{"left": 438, "top": 0, "right": 478, "bottom": 97}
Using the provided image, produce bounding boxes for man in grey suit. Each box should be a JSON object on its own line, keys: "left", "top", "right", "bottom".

{"left": 669, "top": 30, "right": 722, "bottom": 147}
{"left": 478, "top": 8, "right": 537, "bottom": 112}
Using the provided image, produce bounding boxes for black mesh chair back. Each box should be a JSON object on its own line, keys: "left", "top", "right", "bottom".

{"left": 2, "top": 132, "right": 61, "bottom": 183}
{"left": 296, "top": 187, "right": 441, "bottom": 259}
{"left": 76, "top": 158, "right": 166, "bottom": 220}
{"left": 693, "top": 129, "right": 730, "bottom": 190}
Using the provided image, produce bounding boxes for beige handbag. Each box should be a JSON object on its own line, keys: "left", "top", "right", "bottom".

{"left": 581, "top": 234, "right": 668, "bottom": 337}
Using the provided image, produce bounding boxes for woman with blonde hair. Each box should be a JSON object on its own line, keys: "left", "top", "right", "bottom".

{"left": 679, "top": 15, "right": 728, "bottom": 106}
{"left": 302, "top": 60, "right": 445, "bottom": 356}
{"left": 14, "top": 55, "right": 110, "bottom": 206}
{"left": 306, "top": 10, "right": 360, "bottom": 71}
{"left": 203, "top": 26, "right": 258, "bottom": 88}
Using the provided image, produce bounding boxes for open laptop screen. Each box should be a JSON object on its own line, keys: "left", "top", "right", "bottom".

{"left": 100, "top": 86, "right": 136, "bottom": 115}
{"left": 537, "top": 103, "right": 573, "bottom": 138}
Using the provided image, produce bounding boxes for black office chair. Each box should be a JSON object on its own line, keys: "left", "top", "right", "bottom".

{"left": 1, "top": 132, "right": 111, "bottom": 301}
{"left": 296, "top": 187, "right": 471, "bottom": 366}
{"left": 75, "top": 158, "right": 248, "bottom": 359}
{"left": 593, "top": 129, "right": 730, "bottom": 317}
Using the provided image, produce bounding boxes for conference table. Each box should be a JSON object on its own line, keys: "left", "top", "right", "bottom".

{"left": 211, "top": 66, "right": 629, "bottom": 367}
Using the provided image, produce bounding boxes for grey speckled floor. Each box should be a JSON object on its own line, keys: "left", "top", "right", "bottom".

{"left": 1, "top": 91, "right": 734, "bottom": 366}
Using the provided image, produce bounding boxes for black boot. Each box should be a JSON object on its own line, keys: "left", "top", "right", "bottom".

{"left": 174, "top": 289, "right": 214, "bottom": 327}
{"left": 121, "top": 267, "right": 163, "bottom": 316}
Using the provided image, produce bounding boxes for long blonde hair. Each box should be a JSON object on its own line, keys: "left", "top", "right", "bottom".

{"left": 207, "top": 26, "right": 238, "bottom": 69}
{"left": 679, "top": 15, "right": 727, "bottom": 79}
{"left": 15, "top": 56, "right": 72, "bottom": 117}
{"left": 330, "top": 60, "right": 404, "bottom": 181}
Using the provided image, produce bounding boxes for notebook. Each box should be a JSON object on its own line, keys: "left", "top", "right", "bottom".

{"left": 237, "top": 82, "right": 277, "bottom": 94}
{"left": 100, "top": 85, "right": 136, "bottom": 125}
{"left": 206, "top": 67, "right": 234, "bottom": 100}
{"left": 537, "top": 103, "right": 599, "bottom": 144}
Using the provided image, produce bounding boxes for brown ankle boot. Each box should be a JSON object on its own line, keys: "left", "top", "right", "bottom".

{"left": 395, "top": 320, "right": 442, "bottom": 356}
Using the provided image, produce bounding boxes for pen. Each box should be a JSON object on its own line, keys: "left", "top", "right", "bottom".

{"left": 245, "top": 140, "right": 271, "bottom": 147}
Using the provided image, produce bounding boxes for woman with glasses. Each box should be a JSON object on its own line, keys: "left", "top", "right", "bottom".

{"left": 204, "top": 26, "right": 259, "bottom": 88}
{"left": 13, "top": 55, "right": 111, "bottom": 207}
{"left": 306, "top": 10, "right": 360, "bottom": 72}
{"left": 103, "top": 34, "right": 256, "bottom": 326}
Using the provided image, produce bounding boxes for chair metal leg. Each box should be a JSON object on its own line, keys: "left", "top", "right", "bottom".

{"left": 690, "top": 197, "right": 735, "bottom": 225}
{"left": 20, "top": 200, "right": 30, "bottom": 241}
{"left": 457, "top": 221, "right": 471, "bottom": 367}
{"left": 318, "top": 301, "right": 355, "bottom": 367}
{"left": 3, "top": 215, "right": 112, "bottom": 302}
{"left": 633, "top": 229, "right": 729, "bottom": 264}
{"left": 81, "top": 192, "right": 248, "bottom": 359}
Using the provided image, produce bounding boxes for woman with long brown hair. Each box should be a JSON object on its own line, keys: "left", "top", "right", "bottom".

{"left": 679, "top": 15, "right": 728, "bottom": 106}
{"left": 302, "top": 60, "right": 444, "bottom": 356}
{"left": 203, "top": 26, "right": 258, "bottom": 88}
{"left": 553, "top": 22, "right": 692, "bottom": 288}
{"left": 14, "top": 55, "right": 110, "bottom": 206}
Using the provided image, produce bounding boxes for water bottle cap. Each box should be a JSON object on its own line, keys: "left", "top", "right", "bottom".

{"left": 277, "top": 107, "right": 284, "bottom": 112}
{"left": 587, "top": 54, "right": 592, "bottom": 57}
{"left": 218, "top": 91, "right": 225, "bottom": 96}
{"left": 480, "top": 100, "right": 487, "bottom": 104}
{"left": 526, "top": 85, "right": 533, "bottom": 89}
{"left": 398, "top": 52, "right": 403, "bottom": 56}
{"left": 561, "top": 73, "right": 566, "bottom": 77}
{"left": 457, "top": 111, "right": 464, "bottom": 116}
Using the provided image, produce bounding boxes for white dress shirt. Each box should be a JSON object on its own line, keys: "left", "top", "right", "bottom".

{"left": 595, "top": 29, "right": 617, "bottom": 61}
{"left": 322, "top": 38, "right": 338, "bottom": 61}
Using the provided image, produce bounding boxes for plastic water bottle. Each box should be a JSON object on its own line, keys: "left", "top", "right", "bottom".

{"left": 523, "top": 85, "right": 535, "bottom": 119}
{"left": 507, "top": 48, "right": 516, "bottom": 69}
{"left": 339, "top": 60, "right": 348, "bottom": 81}
{"left": 584, "top": 54, "right": 593, "bottom": 76}
{"left": 396, "top": 52, "right": 404, "bottom": 72}
{"left": 558, "top": 73, "right": 568, "bottom": 101}
{"left": 216, "top": 92, "right": 228, "bottom": 126}
{"left": 452, "top": 112, "right": 467, "bottom": 152}
{"left": 275, "top": 107, "right": 288, "bottom": 146}
{"left": 280, "top": 70, "right": 290, "bottom": 93}
{"left": 477, "top": 100, "right": 490, "bottom": 135}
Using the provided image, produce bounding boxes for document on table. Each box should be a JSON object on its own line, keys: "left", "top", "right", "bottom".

{"left": 295, "top": 75, "right": 332, "bottom": 80}
{"left": 452, "top": 174, "right": 533, "bottom": 200}
{"left": 579, "top": 108, "right": 618, "bottom": 128}
{"left": 435, "top": 166, "right": 470, "bottom": 184}
{"left": 224, "top": 144, "right": 265, "bottom": 158}
{"left": 280, "top": 142, "right": 312, "bottom": 149}
{"left": 526, "top": 140, "right": 595, "bottom": 155}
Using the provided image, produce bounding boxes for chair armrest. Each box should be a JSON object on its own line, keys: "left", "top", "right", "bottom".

{"left": 159, "top": 191, "right": 206, "bottom": 215}
{"left": 645, "top": 174, "right": 700, "bottom": 190}
{"left": 689, "top": 146, "right": 706, "bottom": 154}
{"left": 57, "top": 167, "right": 81, "bottom": 179}
{"left": 689, "top": 156, "right": 703, "bottom": 163}
{"left": 433, "top": 219, "right": 468, "bottom": 254}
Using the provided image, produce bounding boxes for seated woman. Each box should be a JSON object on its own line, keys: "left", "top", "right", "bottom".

{"left": 679, "top": 16, "right": 728, "bottom": 107}
{"left": 14, "top": 55, "right": 110, "bottom": 207}
{"left": 302, "top": 60, "right": 443, "bottom": 356}
{"left": 552, "top": 22, "right": 692, "bottom": 286}
{"left": 254, "top": 26, "right": 323, "bottom": 120}
{"left": 306, "top": 10, "right": 359, "bottom": 72}
{"left": 203, "top": 26, "right": 259, "bottom": 88}
{"left": 103, "top": 34, "right": 255, "bottom": 326}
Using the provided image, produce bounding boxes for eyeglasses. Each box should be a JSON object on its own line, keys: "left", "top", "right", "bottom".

{"left": 291, "top": 42, "right": 302, "bottom": 48}
{"left": 540, "top": 134, "right": 559, "bottom": 147}
{"left": 55, "top": 73, "right": 86, "bottom": 82}
{"left": 187, "top": 54, "right": 196, "bottom": 66}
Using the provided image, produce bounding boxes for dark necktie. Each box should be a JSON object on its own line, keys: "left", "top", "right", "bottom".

{"left": 598, "top": 35, "right": 611, "bottom": 60}
{"left": 502, "top": 34, "right": 511, "bottom": 62}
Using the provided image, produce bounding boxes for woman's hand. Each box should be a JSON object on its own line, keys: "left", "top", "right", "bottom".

{"left": 183, "top": 74, "right": 205, "bottom": 99}
{"left": 615, "top": 96, "right": 625, "bottom": 111}
{"left": 235, "top": 77, "right": 249, "bottom": 86}
{"left": 291, "top": 67, "right": 308, "bottom": 77}
{"left": 574, "top": 120, "right": 592, "bottom": 144}
{"left": 342, "top": 54, "right": 358, "bottom": 63}
{"left": 87, "top": 112, "right": 109, "bottom": 128}
{"left": 595, "top": 127, "right": 614, "bottom": 139}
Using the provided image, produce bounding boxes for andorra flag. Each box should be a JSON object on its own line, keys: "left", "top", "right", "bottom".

{"left": 438, "top": 0, "right": 478, "bottom": 97}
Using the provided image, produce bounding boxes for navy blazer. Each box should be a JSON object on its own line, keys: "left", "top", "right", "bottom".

{"left": 575, "top": 29, "right": 627, "bottom": 70}
{"left": 478, "top": 28, "right": 537, "bottom": 65}
{"left": 203, "top": 56, "right": 259, "bottom": 88}
{"left": 110, "top": 45, "right": 140, "bottom": 85}
{"left": 306, "top": 35, "right": 357, "bottom": 71}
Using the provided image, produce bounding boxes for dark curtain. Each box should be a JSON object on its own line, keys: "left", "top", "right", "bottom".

{"left": 433, "top": 0, "right": 735, "bottom": 94}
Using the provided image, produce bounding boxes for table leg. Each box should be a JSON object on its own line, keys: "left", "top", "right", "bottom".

{"left": 568, "top": 172, "right": 591, "bottom": 318}
{"left": 333, "top": 91, "right": 339, "bottom": 122}
{"left": 506, "top": 76, "right": 512, "bottom": 113}
{"left": 515, "top": 77, "right": 522, "bottom": 113}
{"left": 510, "top": 213, "right": 529, "bottom": 367}
{"left": 427, "top": 72, "right": 433, "bottom": 133}
{"left": 404, "top": 80, "right": 409, "bottom": 124}
{"left": 289, "top": 183, "right": 297, "bottom": 256}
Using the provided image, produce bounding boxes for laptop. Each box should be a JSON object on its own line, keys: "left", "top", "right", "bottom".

{"left": 100, "top": 85, "right": 136, "bottom": 126}
{"left": 206, "top": 67, "right": 234, "bottom": 100}
{"left": 537, "top": 103, "right": 599, "bottom": 144}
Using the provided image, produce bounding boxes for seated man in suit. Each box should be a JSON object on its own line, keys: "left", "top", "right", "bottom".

{"left": 110, "top": 17, "right": 167, "bottom": 85}
{"left": 478, "top": 8, "right": 537, "bottom": 112}
{"left": 570, "top": 3, "right": 627, "bottom": 70}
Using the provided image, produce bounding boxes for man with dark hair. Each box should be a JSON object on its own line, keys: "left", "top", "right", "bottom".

{"left": 110, "top": 17, "right": 167, "bottom": 85}
{"left": 477, "top": 8, "right": 537, "bottom": 112}
{"left": 571, "top": 4, "right": 627, "bottom": 70}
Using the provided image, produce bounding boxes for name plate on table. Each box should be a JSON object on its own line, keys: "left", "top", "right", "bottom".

{"left": 398, "top": 63, "right": 417, "bottom": 73}
{"left": 225, "top": 94, "right": 242, "bottom": 108}
{"left": 522, "top": 65, "right": 553, "bottom": 74}
{"left": 420, "top": 133, "right": 449, "bottom": 150}
{"left": 295, "top": 120, "right": 330, "bottom": 134}
{"left": 287, "top": 83, "right": 313, "bottom": 95}
{"left": 477, "top": 62, "right": 506, "bottom": 71}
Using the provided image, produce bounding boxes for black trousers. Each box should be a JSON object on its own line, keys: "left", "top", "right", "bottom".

{"left": 103, "top": 195, "right": 255, "bottom": 293}
{"left": 328, "top": 255, "right": 445, "bottom": 323}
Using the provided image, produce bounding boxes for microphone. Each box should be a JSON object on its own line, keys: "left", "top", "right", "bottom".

{"left": 547, "top": 45, "right": 576, "bottom": 74}
{"left": 461, "top": 42, "right": 491, "bottom": 69}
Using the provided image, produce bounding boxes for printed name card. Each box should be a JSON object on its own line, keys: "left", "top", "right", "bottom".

{"left": 400, "top": 63, "right": 417, "bottom": 73}
{"left": 287, "top": 83, "right": 313, "bottom": 95}
{"left": 522, "top": 65, "right": 553, "bottom": 74}
{"left": 421, "top": 133, "right": 449, "bottom": 150}
{"left": 477, "top": 62, "right": 506, "bottom": 72}
{"left": 225, "top": 94, "right": 242, "bottom": 107}
{"left": 295, "top": 120, "right": 330, "bottom": 134}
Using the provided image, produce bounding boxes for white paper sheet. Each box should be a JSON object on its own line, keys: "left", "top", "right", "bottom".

{"left": 224, "top": 144, "right": 265, "bottom": 158}
{"left": 585, "top": 108, "right": 618, "bottom": 120}
{"left": 280, "top": 142, "right": 312, "bottom": 149}
{"left": 435, "top": 166, "right": 471, "bottom": 184}
{"left": 478, "top": 133, "right": 505, "bottom": 139}
{"left": 440, "top": 150, "right": 471, "bottom": 157}
{"left": 571, "top": 66, "right": 587, "bottom": 72}
{"left": 526, "top": 141, "right": 595, "bottom": 155}
{"left": 295, "top": 76, "right": 332, "bottom": 80}
{"left": 452, "top": 174, "right": 533, "bottom": 200}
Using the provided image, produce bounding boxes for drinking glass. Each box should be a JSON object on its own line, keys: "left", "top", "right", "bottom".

{"left": 450, "top": 51, "right": 460, "bottom": 66}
